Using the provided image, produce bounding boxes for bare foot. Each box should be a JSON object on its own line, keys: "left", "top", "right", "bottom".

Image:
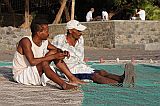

{"left": 62, "top": 83, "right": 79, "bottom": 90}
{"left": 69, "top": 78, "right": 87, "bottom": 85}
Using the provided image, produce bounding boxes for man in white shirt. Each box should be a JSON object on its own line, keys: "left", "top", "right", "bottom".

{"left": 102, "top": 10, "right": 109, "bottom": 21}
{"left": 86, "top": 8, "right": 94, "bottom": 22}
{"left": 137, "top": 8, "right": 145, "bottom": 20}
{"left": 52, "top": 20, "right": 135, "bottom": 85}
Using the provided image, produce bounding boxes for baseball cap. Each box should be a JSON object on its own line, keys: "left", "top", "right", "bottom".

{"left": 66, "top": 20, "right": 87, "bottom": 31}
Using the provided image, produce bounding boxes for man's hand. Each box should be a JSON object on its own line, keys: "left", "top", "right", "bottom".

{"left": 53, "top": 52, "right": 66, "bottom": 60}
{"left": 63, "top": 50, "right": 70, "bottom": 59}
{"left": 57, "top": 48, "right": 63, "bottom": 53}
{"left": 57, "top": 48, "right": 70, "bottom": 59}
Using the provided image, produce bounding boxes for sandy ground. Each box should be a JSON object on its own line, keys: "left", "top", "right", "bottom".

{"left": 0, "top": 47, "right": 160, "bottom": 61}
{"left": 84, "top": 47, "right": 160, "bottom": 60}
{"left": 0, "top": 47, "right": 160, "bottom": 105}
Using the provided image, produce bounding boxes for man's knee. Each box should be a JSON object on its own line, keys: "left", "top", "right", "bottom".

{"left": 98, "top": 70, "right": 108, "bottom": 76}
{"left": 42, "top": 61, "right": 50, "bottom": 69}
{"left": 91, "top": 73, "right": 99, "bottom": 79}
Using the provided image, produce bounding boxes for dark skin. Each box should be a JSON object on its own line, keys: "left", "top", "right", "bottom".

{"left": 16, "top": 24, "right": 84, "bottom": 90}
{"left": 66, "top": 28, "right": 124, "bottom": 84}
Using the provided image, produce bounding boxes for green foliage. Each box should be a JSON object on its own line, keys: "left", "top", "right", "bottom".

{"left": 147, "top": 6, "right": 160, "bottom": 20}
{"left": 112, "top": 0, "right": 128, "bottom": 7}
{"left": 136, "top": 0, "right": 160, "bottom": 20}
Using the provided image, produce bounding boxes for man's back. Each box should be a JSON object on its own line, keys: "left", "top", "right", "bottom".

{"left": 86, "top": 8, "right": 94, "bottom": 22}
{"left": 86, "top": 11, "right": 93, "bottom": 22}
{"left": 137, "top": 9, "right": 145, "bottom": 20}
{"left": 102, "top": 11, "right": 108, "bottom": 20}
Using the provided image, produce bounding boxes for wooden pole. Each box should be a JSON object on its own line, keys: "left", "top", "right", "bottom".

{"left": 71, "top": 0, "right": 75, "bottom": 20}
{"left": 64, "top": 6, "right": 70, "bottom": 22}
{"left": 53, "top": 0, "right": 67, "bottom": 24}
{"left": 25, "top": 0, "right": 29, "bottom": 28}
{"left": 60, "top": 0, "right": 70, "bottom": 22}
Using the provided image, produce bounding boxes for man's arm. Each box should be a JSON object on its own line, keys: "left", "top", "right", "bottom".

{"left": 47, "top": 41, "right": 58, "bottom": 51}
{"left": 19, "top": 38, "right": 65, "bottom": 66}
{"left": 49, "top": 38, "right": 70, "bottom": 58}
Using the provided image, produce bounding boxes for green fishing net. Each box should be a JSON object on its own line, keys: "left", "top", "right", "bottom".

{"left": 82, "top": 63, "right": 160, "bottom": 106}
{"left": 0, "top": 61, "right": 12, "bottom": 66}
{"left": 1, "top": 61, "right": 160, "bottom": 105}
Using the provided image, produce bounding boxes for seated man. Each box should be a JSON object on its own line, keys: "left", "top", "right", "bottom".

{"left": 52, "top": 20, "right": 135, "bottom": 85}
{"left": 136, "top": 8, "right": 145, "bottom": 20}
{"left": 12, "top": 20, "right": 84, "bottom": 90}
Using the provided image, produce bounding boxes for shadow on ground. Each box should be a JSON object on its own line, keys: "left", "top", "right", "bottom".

{"left": 0, "top": 67, "right": 82, "bottom": 106}
{"left": 0, "top": 67, "right": 14, "bottom": 81}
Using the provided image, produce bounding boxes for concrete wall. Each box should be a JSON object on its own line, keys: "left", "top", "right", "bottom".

{"left": 0, "top": 20, "right": 159, "bottom": 50}
{"left": 49, "top": 20, "right": 160, "bottom": 50}
{"left": 0, "top": 27, "right": 31, "bottom": 50}
{"left": 114, "top": 20, "right": 160, "bottom": 50}
{"left": 49, "top": 21, "right": 115, "bottom": 48}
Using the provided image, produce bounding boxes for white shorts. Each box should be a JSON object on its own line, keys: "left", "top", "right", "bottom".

{"left": 13, "top": 66, "right": 53, "bottom": 86}
{"left": 69, "top": 64, "right": 94, "bottom": 74}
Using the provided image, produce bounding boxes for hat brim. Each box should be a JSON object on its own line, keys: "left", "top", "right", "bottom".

{"left": 76, "top": 24, "right": 87, "bottom": 31}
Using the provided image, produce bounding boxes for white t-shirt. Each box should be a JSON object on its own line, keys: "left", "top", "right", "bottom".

{"left": 102, "top": 11, "right": 108, "bottom": 20}
{"left": 86, "top": 11, "right": 93, "bottom": 22}
{"left": 137, "top": 10, "right": 145, "bottom": 20}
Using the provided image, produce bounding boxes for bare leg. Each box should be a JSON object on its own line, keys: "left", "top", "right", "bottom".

{"left": 91, "top": 73, "right": 118, "bottom": 84}
{"left": 96, "top": 70, "right": 124, "bottom": 83}
{"left": 36, "top": 61, "right": 77, "bottom": 90}
{"left": 46, "top": 50, "right": 85, "bottom": 84}
{"left": 54, "top": 60, "right": 86, "bottom": 84}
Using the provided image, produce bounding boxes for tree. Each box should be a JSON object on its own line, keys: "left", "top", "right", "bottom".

{"left": 75, "top": 0, "right": 160, "bottom": 21}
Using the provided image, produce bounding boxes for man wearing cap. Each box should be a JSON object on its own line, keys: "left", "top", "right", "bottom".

{"left": 52, "top": 20, "right": 135, "bottom": 85}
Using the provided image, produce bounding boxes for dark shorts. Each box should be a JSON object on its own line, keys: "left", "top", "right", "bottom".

{"left": 73, "top": 70, "right": 100, "bottom": 80}
{"left": 55, "top": 68, "right": 99, "bottom": 80}
{"left": 73, "top": 73, "right": 94, "bottom": 80}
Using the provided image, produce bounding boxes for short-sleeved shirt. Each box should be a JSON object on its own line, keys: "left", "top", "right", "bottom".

{"left": 102, "top": 11, "right": 108, "bottom": 20}
{"left": 52, "top": 34, "right": 94, "bottom": 75}
{"left": 86, "top": 11, "right": 93, "bottom": 22}
{"left": 137, "top": 10, "right": 145, "bottom": 20}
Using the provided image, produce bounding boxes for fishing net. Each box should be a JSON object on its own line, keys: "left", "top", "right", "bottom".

{"left": 0, "top": 61, "right": 12, "bottom": 67}
{"left": 82, "top": 63, "right": 160, "bottom": 106}
{"left": 1, "top": 61, "right": 160, "bottom": 105}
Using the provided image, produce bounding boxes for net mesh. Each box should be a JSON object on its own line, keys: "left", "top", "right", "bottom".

{"left": 82, "top": 63, "right": 160, "bottom": 106}
{"left": 0, "top": 61, "right": 12, "bottom": 67}
{"left": 1, "top": 61, "right": 160, "bottom": 105}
